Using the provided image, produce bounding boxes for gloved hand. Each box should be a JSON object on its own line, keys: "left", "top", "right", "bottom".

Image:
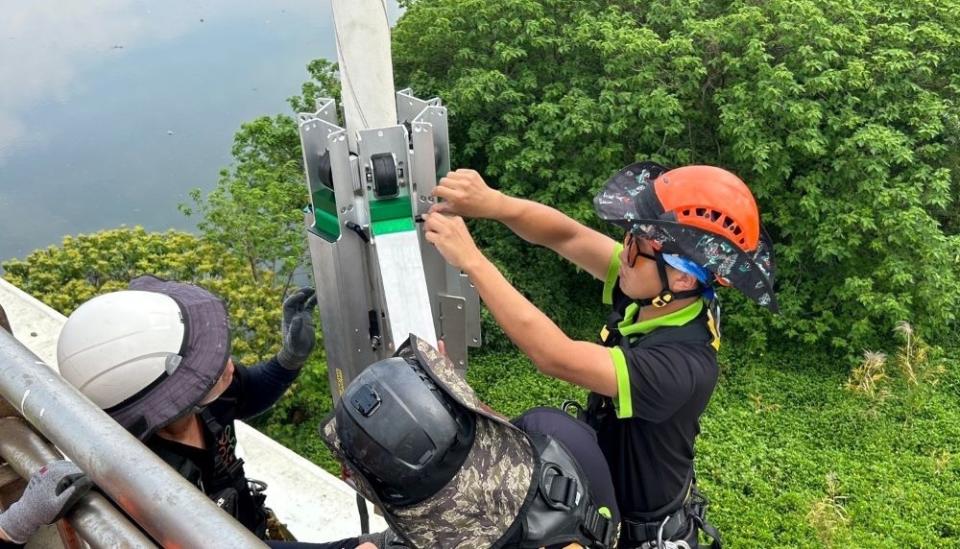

{"left": 0, "top": 461, "right": 92, "bottom": 544}
{"left": 358, "top": 529, "right": 408, "bottom": 548}
{"left": 276, "top": 287, "right": 319, "bottom": 370}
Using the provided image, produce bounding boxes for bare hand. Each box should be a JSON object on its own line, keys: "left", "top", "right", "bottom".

{"left": 431, "top": 169, "right": 503, "bottom": 219}
{"left": 422, "top": 212, "right": 483, "bottom": 272}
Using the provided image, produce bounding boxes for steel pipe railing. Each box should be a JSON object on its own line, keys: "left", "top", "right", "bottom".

{"left": 0, "top": 329, "right": 267, "bottom": 548}
{"left": 0, "top": 417, "right": 157, "bottom": 548}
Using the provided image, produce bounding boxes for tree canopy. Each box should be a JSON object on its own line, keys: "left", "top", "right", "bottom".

{"left": 392, "top": 0, "right": 960, "bottom": 355}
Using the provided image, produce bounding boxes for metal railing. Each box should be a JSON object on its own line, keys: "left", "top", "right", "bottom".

{"left": 0, "top": 328, "right": 267, "bottom": 548}
{"left": 0, "top": 417, "right": 157, "bottom": 548}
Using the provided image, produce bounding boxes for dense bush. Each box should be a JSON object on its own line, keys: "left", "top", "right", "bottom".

{"left": 1, "top": 227, "right": 299, "bottom": 365}
{"left": 697, "top": 341, "right": 960, "bottom": 548}
{"left": 246, "top": 338, "right": 960, "bottom": 548}
{"left": 392, "top": 0, "right": 960, "bottom": 355}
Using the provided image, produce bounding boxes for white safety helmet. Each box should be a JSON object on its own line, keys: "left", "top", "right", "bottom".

{"left": 58, "top": 276, "right": 231, "bottom": 439}
{"left": 58, "top": 290, "right": 185, "bottom": 409}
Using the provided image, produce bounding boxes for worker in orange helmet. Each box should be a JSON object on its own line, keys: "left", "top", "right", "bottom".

{"left": 423, "top": 161, "right": 777, "bottom": 548}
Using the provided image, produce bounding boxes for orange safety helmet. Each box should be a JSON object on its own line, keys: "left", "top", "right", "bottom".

{"left": 595, "top": 161, "right": 777, "bottom": 311}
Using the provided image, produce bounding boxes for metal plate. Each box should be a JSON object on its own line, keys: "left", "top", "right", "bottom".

{"left": 300, "top": 102, "right": 382, "bottom": 395}
{"left": 410, "top": 118, "right": 439, "bottom": 216}
{"left": 299, "top": 100, "right": 351, "bottom": 241}
{"left": 306, "top": 231, "right": 378, "bottom": 399}
{"left": 438, "top": 293, "right": 468, "bottom": 375}
{"left": 396, "top": 88, "right": 441, "bottom": 123}
{"left": 461, "top": 273, "right": 482, "bottom": 348}
{"left": 409, "top": 105, "right": 450, "bottom": 214}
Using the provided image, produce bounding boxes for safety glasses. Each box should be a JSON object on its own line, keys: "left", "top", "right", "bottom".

{"left": 624, "top": 232, "right": 658, "bottom": 268}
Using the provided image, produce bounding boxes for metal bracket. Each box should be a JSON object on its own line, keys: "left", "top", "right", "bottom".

{"left": 461, "top": 273, "right": 482, "bottom": 347}
{"left": 300, "top": 91, "right": 481, "bottom": 395}
{"left": 438, "top": 293, "right": 468, "bottom": 375}
{"left": 299, "top": 98, "right": 368, "bottom": 242}
{"left": 357, "top": 126, "right": 411, "bottom": 202}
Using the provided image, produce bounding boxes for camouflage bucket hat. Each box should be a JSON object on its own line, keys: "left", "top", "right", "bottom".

{"left": 321, "top": 335, "right": 538, "bottom": 549}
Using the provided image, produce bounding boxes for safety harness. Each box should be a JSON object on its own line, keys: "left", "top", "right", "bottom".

{"left": 509, "top": 433, "right": 616, "bottom": 548}
{"left": 149, "top": 410, "right": 269, "bottom": 539}
{"left": 619, "top": 476, "right": 721, "bottom": 549}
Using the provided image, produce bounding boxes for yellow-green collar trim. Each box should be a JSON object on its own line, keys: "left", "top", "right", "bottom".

{"left": 618, "top": 299, "right": 704, "bottom": 338}
{"left": 603, "top": 243, "right": 624, "bottom": 306}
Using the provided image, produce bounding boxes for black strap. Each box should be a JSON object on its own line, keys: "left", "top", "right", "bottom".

{"left": 601, "top": 298, "right": 715, "bottom": 350}
{"left": 632, "top": 253, "right": 709, "bottom": 309}
{"left": 199, "top": 409, "right": 246, "bottom": 482}
{"left": 356, "top": 492, "right": 370, "bottom": 534}
{"left": 692, "top": 515, "right": 723, "bottom": 549}
{"left": 620, "top": 474, "right": 693, "bottom": 545}
{"left": 621, "top": 508, "right": 687, "bottom": 544}
{"left": 688, "top": 487, "right": 722, "bottom": 549}
{"left": 581, "top": 507, "right": 614, "bottom": 546}
{"left": 150, "top": 442, "right": 204, "bottom": 490}
{"left": 545, "top": 472, "right": 577, "bottom": 509}
{"left": 621, "top": 485, "right": 724, "bottom": 548}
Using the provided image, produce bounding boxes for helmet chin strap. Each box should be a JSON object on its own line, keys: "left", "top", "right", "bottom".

{"left": 634, "top": 252, "right": 705, "bottom": 308}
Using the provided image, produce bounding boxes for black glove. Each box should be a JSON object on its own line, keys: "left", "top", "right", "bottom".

{"left": 359, "top": 529, "right": 408, "bottom": 548}
{"left": 276, "top": 287, "right": 319, "bottom": 370}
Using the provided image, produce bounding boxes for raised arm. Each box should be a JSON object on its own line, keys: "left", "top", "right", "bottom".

{"left": 432, "top": 169, "right": 617, "bottom": 280}
{"left": 423, "top": 212, "right": 618, "bottom": 397}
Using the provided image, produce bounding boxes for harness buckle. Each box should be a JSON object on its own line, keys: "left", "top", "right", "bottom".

{"left": 582, "top": 508, "right": 614, "bottom": 545}
{"left": 652, "top": 292, "right": 674, "bottom": 308}
{"left": 542, "top": 465, "right": 578, "bottom": 510}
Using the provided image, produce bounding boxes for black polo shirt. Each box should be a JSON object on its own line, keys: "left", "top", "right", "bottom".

{"left": 594, "top": 244, "right": 719, "bottom": 516}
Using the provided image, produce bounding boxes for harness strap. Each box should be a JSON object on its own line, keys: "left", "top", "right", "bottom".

{"left": 623, "top": 485, "right": 723, "bottom": 549}
{"left": 199, "top": 409, "right": 245, "bottom": 480}
{"left": 581, "top": 506, "right": 615, "bottom": 546}
{"left": 601, "top": 301, "right": 715, "bottom": 349}
{"left": 622, "top": 508, "right": 687, "bottom": 545}
{"left": 545, "top": 471, "right": 578, "bottom": 510}
{"left": 687, "top": 487, "right": 722, "bottom": 549}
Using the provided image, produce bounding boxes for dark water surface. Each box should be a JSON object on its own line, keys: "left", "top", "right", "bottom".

{"left": 0, "top": 0, "right": 401, "bottom": 264}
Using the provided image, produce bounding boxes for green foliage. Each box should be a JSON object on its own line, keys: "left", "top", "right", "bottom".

{"left": 697, "top": 344, "right": 960, "bottom": 548}
{"left": 287, "top": 58, "right": 343, "bottom": 113}
{"left": 180, "top": 115, "right": 309, "bottom": 288}
{"left": 263, "top": 339, "right": 960, "bottom": 547}
{"left": 181, "top": 57, "right": 345, "bottom": 291}
{"left": 392, "top": 0, "right": 960, "bottom": 355}
{"left": 1, "top": 227, "right": 290, "bottom": 365}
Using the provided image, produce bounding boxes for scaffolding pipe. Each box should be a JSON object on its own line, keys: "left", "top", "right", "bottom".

{"left": 0, "top": 417, "right": 157, "bottom": 549}
{"left": 0, "top": 329, "right": 267, "bottom": 549}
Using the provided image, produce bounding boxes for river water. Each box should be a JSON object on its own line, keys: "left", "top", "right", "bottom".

{"left": 0, "top": 0, "right": 401, "bottom": 264}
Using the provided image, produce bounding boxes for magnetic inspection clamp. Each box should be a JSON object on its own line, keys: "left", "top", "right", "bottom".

{"left": 298, "top": 90, "right": 481, "bottom": 399}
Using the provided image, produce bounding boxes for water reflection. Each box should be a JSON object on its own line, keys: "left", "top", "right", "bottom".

{"left": 0, "top": 0, "right": 401, "bottom": 263}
